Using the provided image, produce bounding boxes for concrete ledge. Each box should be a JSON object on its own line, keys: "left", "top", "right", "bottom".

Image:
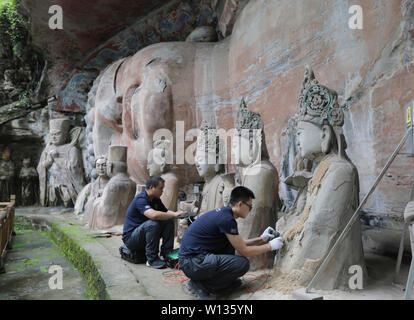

{"left": 15, "top": 208, "right": 151, "bottom": 300}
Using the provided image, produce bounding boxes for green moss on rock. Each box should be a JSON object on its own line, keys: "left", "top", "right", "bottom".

{"left": 14, "top": 216, "right": 110, "bottom": 300}
{"left": 49, "top": 223, "right": 109, "bottom": 300}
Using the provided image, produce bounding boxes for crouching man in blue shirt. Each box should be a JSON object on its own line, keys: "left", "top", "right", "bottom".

{"left": 179, "top": 186, "right": 284, "bottom": 299}
{"left": 122, "top": 176, "right": 185, "bottom": 269}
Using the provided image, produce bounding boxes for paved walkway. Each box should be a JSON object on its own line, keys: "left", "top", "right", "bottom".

{"left": 2, "top": 206, "right": 411, "bottom": 300}
{"left": 0, "top": 224, "right": 87, "bottom": 300}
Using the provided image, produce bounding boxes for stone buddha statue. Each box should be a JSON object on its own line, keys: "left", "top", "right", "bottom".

{"left": 0, "top": 147, "right": 15, "bottom": 202}
{"left": 75, "top": 156, "right": 110, "bottom": 221}
{"left": 37, "top": 118, "right": 85, "bottom": 207}
{"left": 177, "top": 120, "right": 229, "bottom": 243}
{"left": 282, "top": 143, "right": 313, "bottom": 222}
{"left": 194, "top": 120, "right": 228, "bottom": 215}
{"left": 272, "top": 66, "right": 366, "bottom": 291}
{"left": 232, "top": 99, "right": 280, "bottom": 269}
{"left": 147, "top": 139, "right": 179, "bottom": 212}
{"left": 88, "top": 146, "right": 136, "bottom": 230}
{"left": 19, "top": 158, "right": 39, "bottom": 206}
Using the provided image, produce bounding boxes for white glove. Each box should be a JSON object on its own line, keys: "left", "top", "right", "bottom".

{"left": 261, "top": 226, "right": 276, "bottom": 242}
{"left": 270, "top": 236, "right": 284, "bottom": 251}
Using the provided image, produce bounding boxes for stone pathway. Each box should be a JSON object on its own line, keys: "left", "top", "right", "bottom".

{"left": 4, "top": 207, "right": 411, "bottom": 300}
{"left": 0, "top": 225, "right": 88, "bottom": 300}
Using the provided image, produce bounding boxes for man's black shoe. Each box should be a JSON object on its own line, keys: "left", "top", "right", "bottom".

{"left": 119, "top": 245, "right": 146, "bottom": 264}
{"left": 146, "top": 257, "right": 167, "bottom": 269}
{"left": 217, "top": 279, "right": 244, "bottom": 296}
{"left": 185, "top": 280, "right": 216, "bottom": 300}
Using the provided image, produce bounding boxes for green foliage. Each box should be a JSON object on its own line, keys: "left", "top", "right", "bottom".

{"left": 24, "top": 258, "right": 40, "bottom": 266}
{"left": 0, "top": 0, "right": 27, "bottom": 47}
{"left": 39, "top": 266, "right": 48, "bottom": 273}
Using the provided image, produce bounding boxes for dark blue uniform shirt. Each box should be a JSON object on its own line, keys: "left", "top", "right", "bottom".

{"left": 122, "top": 190, "right": 168, "bottom": 242}
{"left": 178, "top": 206, "right": 239, "bottom": 258}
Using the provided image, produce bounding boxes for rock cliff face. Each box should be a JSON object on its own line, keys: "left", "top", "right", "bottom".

{"left": 20, "top": 0, "right": 221, "bottom": 112}
{"left": 213, "top": 0, "right": 414, "bottom": 255}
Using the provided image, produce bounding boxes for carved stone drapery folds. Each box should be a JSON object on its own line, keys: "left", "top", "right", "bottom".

{"left": 37, "top": 118, "right": 85, "bottom": 207}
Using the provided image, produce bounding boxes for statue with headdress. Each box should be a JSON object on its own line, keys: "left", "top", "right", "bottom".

{"left": 37, "top": 118, "right": 85, "bottom": 207}
{"left": 88, "top": 146, "right": 136, "bottom": 230}
{"left": 147, "top": 139, "right": 180, "bottom": 237}
{"left": 272, "top": 66, "right": 366, "bottom": 291}
{"left": 177, "top": 120, "right": 230, "bottom": 243}
{"left": 19, "top": 158, "right": 39, "bottom": 206}
{"left": 0, "top": 147, "right": 15, "bottom": 202}
{"left": 232, "top": 99, "right": 280, "bottom": 270}
{"left": 147, "top": 139, "right": 179, "bottom": 212}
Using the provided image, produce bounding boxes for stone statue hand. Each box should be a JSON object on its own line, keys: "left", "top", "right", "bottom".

{"left": 179, "top": 200, "right": 199, "bottom": 213}
{"left": 191, "top": 199, "right": 199, "bottom": 212}
{"left": 49, "top": 150, "right": 59, "bottom": 159}
{"left": 269, "top": 236, "right": 284, "bottom": 251}
{"left": 174, "top": 210, "right": 188, "bottom": 218}
{"left": 261, "top": 226, "right": 277, "bottom": 242}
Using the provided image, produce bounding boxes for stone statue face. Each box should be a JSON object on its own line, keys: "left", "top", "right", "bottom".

{"left": 2, "top": 152, "right": 10, "bottom": 162}
{"left": 232, "top": 132, "right": 260, "bottom": 166}
{"left": 96, "top": 158, "right": 108, "bottom": 177}
{"left": 147, "top": 148, "right": 165, "bottom": 176}
{"left": 23, "top": 160, "right": 30, "bottom": 168}
{"left": 50, "top": 130, "right": 67, "bottom": 146}
{"left": 297, "top": 121, "right": 324, "bottom": 159}
{"left": 194, "top": 146, "right": 216, "bottom": 178}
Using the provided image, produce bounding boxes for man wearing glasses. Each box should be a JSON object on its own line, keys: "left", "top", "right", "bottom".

{"left": 178, "top": 186, "right": 284, "bottom": 300}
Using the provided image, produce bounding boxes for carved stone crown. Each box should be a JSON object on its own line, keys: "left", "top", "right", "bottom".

{"left": 197, "top": 119, "right": 225, "bottom": 164}
{"left": 49, "top": 118, "right": 70, "bottom": 133}
{"left": 151, "top": 139, "right": 171, "bottom": 159}
{"left": 154, "top": 139, "right": 171, "bottom": 153}
{"left": 236, "top": 99, "right": 264, "bottom": 131}
{"left": 298, "top": 66, "right": 344, "bottom": 127}
{"left": 198, "top": 120, "right": 219, "bottom": 154}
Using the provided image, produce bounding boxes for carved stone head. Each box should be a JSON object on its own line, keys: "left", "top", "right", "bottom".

{"left": 298, "top": 66, "right": 344, "bottom": 127}
{"left": 296, "top": 66, "right": 346, "bottom": 159}
{"left": 49, "top": 118, "right": 70, "bottom": 146}
{"left": 233, "top": 99, "right": 269, "bottom": 166}
{"left": 95, "top": 156, "right": 108, "bottom": 178}
{"left": 22, "top": 158, "right": 31, "bottom": 168}
{"left": 195, "top": 120, "right": 225, "bottom": 178}
{"left": 147, "top": 139, "right": 171, "bottom": 176}
{"left": 2, "top": 147, "right": 11, "bottom": 162}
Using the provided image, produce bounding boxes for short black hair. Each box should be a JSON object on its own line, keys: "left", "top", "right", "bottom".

{"left": 229, "top": 186, "right": 255, "bottom": 206}
{"left": 146, "top": 176, "right": 165, "bottom": 189}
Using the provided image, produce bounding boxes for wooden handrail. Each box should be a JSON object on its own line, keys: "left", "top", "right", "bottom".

{"left": 0, "top": 194, "right": 16, "bottom": 207}
{"left": 0, "top": 195, "right": 16, "bottom": 273}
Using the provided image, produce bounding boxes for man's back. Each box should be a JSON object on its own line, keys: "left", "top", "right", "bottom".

{"left": 179, "top": 206, "right": 239, "bottom": 258}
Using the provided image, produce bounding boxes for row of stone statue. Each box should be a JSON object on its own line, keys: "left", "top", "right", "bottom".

{"left": 30, "top": 67, "right": 366, "bottom": 290}
{"left": 0, "top": 147, "right": 39, "bottom": 206}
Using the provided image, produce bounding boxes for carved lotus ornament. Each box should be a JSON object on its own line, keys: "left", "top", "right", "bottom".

{"left": 299, "top": 66, "right": 345, "bottom": 128}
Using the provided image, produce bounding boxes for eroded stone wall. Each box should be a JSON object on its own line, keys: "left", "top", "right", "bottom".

{"left": 210, "top": 0, "right": 414, "bottom": 255}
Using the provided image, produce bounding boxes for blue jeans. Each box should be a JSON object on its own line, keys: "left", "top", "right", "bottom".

{"left": 123, "top": 219, "right": 174, "bottom": 263}
{"left": 179, "top": 253, "right": 249, "bottom": 294}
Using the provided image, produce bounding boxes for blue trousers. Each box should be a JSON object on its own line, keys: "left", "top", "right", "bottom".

{"left": 123, "top": 219, "right": 174, "bottom": 263}
{"left": 179, "top": 253, "right": 249, "bottom": 294}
